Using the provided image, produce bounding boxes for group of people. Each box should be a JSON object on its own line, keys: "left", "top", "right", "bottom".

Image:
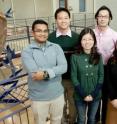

{"left": 21, "top": 5, "right": 117, "bottom": 124}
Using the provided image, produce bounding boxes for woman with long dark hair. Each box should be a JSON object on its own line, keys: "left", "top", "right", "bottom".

{"left": 71, "top": 27, "right": 104, "bottom": 124}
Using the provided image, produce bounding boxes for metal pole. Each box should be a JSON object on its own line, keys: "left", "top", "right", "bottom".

{"left": 10, "top": 0, "right": 17, "bottom": 35}
{"left": 33, "top": 0, "right": 37, "bottom": 19}
{"left": 85, "top": 103, "right": 88, "bottom": 124}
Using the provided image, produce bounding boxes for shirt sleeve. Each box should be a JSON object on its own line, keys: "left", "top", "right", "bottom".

{"left": 71, "top": 54, "right": 80, "bottom": 86}
{"left": 97, "top": 56, "right": 104, "bottom": 84}
{"left": 91, "top": 56, "right": 104, "bottom": 98}
{"left": 46, "top": 44, "right": 67, "bottom": 79}
{"left": 21, "top": 47, "right": 41, "bottom": 74}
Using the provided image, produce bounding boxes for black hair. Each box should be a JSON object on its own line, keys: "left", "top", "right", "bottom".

{"left": 54, "top": 8, "right": 70, "bottom": 19}
{"left": 77, "top": 27, "right": 100, "bottom": 65}
{"left": 32, "top": 19, "right": 48, "bottom": 31}
{"left": 95, "top": 5, "right": 113, "bottom": 20}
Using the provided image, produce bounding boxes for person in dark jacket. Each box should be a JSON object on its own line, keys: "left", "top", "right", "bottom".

{"left": 71, "top": 27, "right": 104, "bottom": 124}
{"left": 107, "top": 43, "right": 117, "bottom": 109}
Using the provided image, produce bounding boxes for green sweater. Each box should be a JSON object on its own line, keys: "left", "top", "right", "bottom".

{"left": 48, "top": 31, "right": 79, "bottom": 79}
{"left": 71, "top": 53, "right": 104, "bottom": 101}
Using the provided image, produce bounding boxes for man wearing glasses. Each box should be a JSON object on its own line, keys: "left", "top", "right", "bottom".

{"left": 21, "top": 19, "right": 67, "bottom": 124}
{"left": 94, "top": 5, "right": 117, "bottom": 124}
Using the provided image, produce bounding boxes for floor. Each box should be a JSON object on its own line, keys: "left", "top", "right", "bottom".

{"left": 0, "top": 58, "right": 117, "bottom": 124}
{"left": 0, "top": 57, "right": 51, "bottom": 124}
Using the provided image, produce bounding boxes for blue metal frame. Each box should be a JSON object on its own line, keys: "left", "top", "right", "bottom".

{"left": 0, "top": 45, "right": 27, "bottom": 103}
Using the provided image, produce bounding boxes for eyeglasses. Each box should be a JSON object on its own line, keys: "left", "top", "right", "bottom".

{"left": 97, "top": 15, "right": 109, "bottom": 19}
{"left": 82, "top": 38, "right": 93, "bottom": 41}
{"left": 34, "top": 29, "right": 49, "bottom": 34}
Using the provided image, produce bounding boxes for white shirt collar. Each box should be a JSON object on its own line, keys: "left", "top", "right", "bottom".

{"left": 56, "top": 28, "right": 72, "bottom": 37}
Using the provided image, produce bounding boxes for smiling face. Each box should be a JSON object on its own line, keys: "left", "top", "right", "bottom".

{"left": 56, "top": 11, "right": 70, "bottom": 32}
{"left": 32, "top": 24, "right": 48, "bottom": 43}
{"left": 81, "top": 33, "right": 94, "bottom": 54}
{"left": 97, "top": 10, "right": 110, "bottom": 28}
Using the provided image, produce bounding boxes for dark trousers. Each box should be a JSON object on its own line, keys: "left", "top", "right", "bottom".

{"left": 96, "top": 66, "right": 108, "bottom": 124}
{"left": 62, "top": 79, "right": 77, "bottom": 124}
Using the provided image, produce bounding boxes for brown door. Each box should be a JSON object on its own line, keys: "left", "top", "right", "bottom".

{"left": 106, "top": 100, "right": 117, "bottom": 124}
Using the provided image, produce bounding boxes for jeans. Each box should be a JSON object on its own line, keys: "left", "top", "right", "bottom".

{"left": 75, "top": 100, "right": 100, "bottom": 124}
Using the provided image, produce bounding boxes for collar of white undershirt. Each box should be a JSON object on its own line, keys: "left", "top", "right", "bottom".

{"left": 56, "top": 28, "right": 72, "bottom": 37}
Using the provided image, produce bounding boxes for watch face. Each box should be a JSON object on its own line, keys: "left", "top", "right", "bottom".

{"left": 43, "top": 71, "right": 49, "bottom": 80}
{"left": 0, "top": 12, "right": 7, "bottom": 55}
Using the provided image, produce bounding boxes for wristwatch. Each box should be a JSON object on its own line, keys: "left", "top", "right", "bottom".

{"left": 43, "top": 71, "right": 49, "bottom": 80}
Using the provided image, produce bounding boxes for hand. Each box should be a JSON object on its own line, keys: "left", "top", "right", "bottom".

{"left": 32, "top": 71, "right": 44, "bottom": 81}
{"left": 111, "top": 99, "right": 117, "bottom": 108}
{"left": 88, "top": 95, "right": 93, "bottom": 101}
{"left": 84, "top": 96, "right": 90, "bottom": 102}
{"left": 84, "top": 95, "right": 93, "bottom": 102}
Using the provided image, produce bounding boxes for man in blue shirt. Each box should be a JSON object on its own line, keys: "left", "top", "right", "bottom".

{"left": 21, "top": 19, "right": 67, "bottom": 124}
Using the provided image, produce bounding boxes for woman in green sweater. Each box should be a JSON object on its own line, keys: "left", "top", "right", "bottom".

{"left": 71, "top": 27, "right": 104, "bottom": 124}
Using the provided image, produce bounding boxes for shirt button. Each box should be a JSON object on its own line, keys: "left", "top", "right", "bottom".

{"left": 85, "top": 65, "right": 88, "bottom": 68}
{"left": 89, "top": 65, "right": 92, "bottom": 68}
{"left": 86, "top": 73, "right": 88, "bottom": 76}
{"left": 99, "top": 33, "right": 102, "bottom": 36}
{"left": 91, "top": 73, "right": 93, "bottom": 76}
{"left": 85, "top": 59, "right": 88, "bottom": 62}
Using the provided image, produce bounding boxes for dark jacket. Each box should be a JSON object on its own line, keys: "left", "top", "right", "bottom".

{"left": 107, "top": 57, "right": 117, "bottom": 100}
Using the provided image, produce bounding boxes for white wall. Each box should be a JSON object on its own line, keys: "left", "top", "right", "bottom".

{"left": 95, "top": 0, "right": 117, "bottom": 30}
{"left": 0, "top": 0, "right": 11, "bottom": 12}
{"left": 86, "top": 0, "right": 94, "bottom": 13}
{"left": 0, "top": 0, "right": 94, "bottom": 19}
{"left": 68, "top": 0, "right": 79, "bottom": 13}
{"left": 13, "top": 0, "right": 35, "bottom": 19}
{"left": 36, "top": 0, "right": 53, "bottom": 17}
{"left": 51, "top": 0, "right": 59, "bottom": 15}
{"left": 0, "top": 0, "right": 53, "bottom": 19}
{"left": 3, "top": 0, "right": 117, "bottom": 30}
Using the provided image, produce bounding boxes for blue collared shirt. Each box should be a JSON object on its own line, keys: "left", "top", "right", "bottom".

{"left": 21, "top": 40, "right": 67, "bottom": 101}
